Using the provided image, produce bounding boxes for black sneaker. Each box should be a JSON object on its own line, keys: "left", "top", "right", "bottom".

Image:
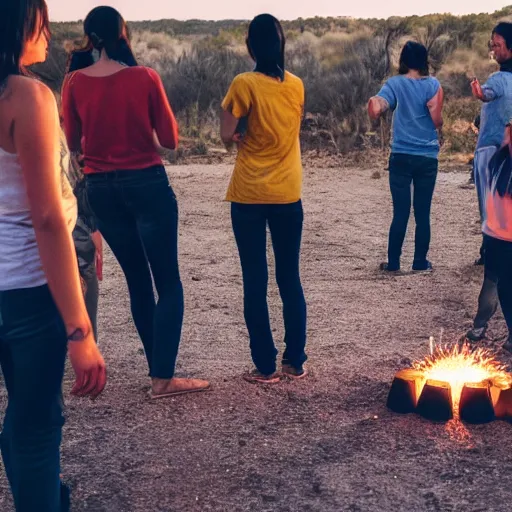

{"left": 466, "top": 326, "right": 487, "bottom": 342}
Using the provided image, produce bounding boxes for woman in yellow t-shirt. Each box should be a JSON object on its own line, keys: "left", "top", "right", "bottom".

{"left": 220, "top": 14, "right": 307, "bottom": 384}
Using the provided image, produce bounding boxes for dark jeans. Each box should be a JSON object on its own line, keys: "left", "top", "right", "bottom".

{"left": 0, "top": 285, "right": 68, "bottom": 512}
{"left": 231, "top": 201, "right": 307, "bottom": 375}
{"left": 86, "top": 166, "right": 183, "bottom": 379}
{"left": 484, "top": 235, "right": 512, "bottom": 338}
{"left": 388, "top": 153, "right": 438, "bottom": 269}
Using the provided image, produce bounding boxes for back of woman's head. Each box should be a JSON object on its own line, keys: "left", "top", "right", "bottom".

{"left": 246, "top": 14, "right": 285, "bottom": 80}
{"left": 399, "top": 41, "right": 429, "bottom": 76}
{"left": 68, "top": 6, "right": 137, "bottom": 73}
{"left": 0, "top": 0, "right": 50, "bottom": 83}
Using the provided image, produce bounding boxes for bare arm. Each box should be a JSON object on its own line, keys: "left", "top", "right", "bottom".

{"left": 14, "top": 78, "right": 105, "bottom": 397}
{"left": 368, "top": 96, "right": 389, "bottom": 121}
{"left": 427, "top": 87, "right": 444, "bottom": 129}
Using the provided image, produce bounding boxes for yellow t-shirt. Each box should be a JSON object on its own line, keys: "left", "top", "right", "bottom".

{"left": 221, "top": 71, "right": 304, "bottom": 204}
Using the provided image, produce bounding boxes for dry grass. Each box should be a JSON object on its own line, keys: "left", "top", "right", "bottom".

{"left": 33, "top": 13, "right": 510, "bottom": 157}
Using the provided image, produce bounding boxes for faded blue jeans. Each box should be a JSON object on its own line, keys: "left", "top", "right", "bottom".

{"left": 0, "top": 284, "right": 69, "bottom": 512}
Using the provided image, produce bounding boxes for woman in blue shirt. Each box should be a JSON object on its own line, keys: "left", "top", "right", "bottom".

{"left": 368, "top": 41, "right": 444, "bottom": 272}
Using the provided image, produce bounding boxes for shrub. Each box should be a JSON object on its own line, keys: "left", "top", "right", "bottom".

{"left": 37, "top": 14, "right": 508, "bottom": 156}
{"left": 158, "top": 47, "right": 250, "bottom": 134}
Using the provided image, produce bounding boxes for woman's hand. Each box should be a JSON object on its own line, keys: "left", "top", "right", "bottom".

{"left": 232, "top": 132, "right": 245, "bottom": 150}
{"left": 68, "top": 332, "right": 107, "bottom": 399}
{"left": 368, "top": 97, "right": 389, "bottom": 121}
{"left": 471, "top": 78, "right": 484, "bottom": 100}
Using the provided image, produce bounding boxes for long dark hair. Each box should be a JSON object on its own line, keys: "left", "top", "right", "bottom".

{"left": 67, "top": 6, "right": 137, "bottom": 73}
{"left": 0, "top": 0, "right": 50, "bottom": 84}
{"left": 398, "top": 41, "right": 429, "bottom": 77}
{"left": 246, "top": 14, "right": 285, "bottom": 81}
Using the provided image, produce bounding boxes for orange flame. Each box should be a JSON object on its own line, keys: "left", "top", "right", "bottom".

{"left": 413, "top": 342, "right": 511, "bottom": 416}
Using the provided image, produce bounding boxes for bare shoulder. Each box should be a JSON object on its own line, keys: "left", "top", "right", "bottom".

{"left": 9, "top": 76, "right": 56, "bottom": 111}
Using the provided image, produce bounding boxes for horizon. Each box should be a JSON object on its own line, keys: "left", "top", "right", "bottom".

{"left": 46, "top": 0, "right": 511, "bottom": 22}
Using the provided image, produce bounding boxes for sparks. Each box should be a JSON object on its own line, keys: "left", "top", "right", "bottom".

{"left": 413, "top": 342, "right": 512, "bottom": 416}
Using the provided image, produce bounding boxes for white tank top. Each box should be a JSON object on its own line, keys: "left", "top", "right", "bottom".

{"left": 0, "top": 140, "right": 77, "bottom": 291}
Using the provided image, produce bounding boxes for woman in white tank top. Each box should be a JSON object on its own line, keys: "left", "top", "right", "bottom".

{"left": 0, "top": 1, "right": 106, "bottom": 510}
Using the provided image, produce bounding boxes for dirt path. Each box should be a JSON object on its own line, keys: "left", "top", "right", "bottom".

{"left": 1, "top": 163, "right": 511, "bottom": 512}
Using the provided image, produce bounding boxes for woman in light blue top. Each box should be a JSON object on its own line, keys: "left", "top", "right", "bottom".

{"left": 368, "top": 41, "right": 444, "bottom": 272}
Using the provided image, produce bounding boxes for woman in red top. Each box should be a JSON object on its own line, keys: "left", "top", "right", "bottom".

{"left": 62, "top": 6, "right": 209, "bottom": 398}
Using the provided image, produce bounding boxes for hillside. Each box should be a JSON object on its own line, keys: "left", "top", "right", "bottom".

{"left": 36, "top": 6, "right": 512, "bottom": 157}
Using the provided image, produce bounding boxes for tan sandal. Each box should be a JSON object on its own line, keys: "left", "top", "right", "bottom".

{"left": 150, "top": 377, "right": 211, "bottom": 400}
{"left": 243, "top": 370, "right": 281, "bottom": 385}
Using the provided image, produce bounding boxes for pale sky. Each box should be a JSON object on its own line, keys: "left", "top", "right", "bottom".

{"left": 46, "top": 0, "right": 511, "bottom": 22}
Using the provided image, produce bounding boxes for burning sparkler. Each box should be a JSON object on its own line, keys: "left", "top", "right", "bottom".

{"left": 387, "top": 338, "right": 512, "bottom": 423}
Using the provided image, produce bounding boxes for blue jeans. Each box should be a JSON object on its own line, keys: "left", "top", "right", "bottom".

{"left": 86, "top": 166, "right": 183, "bottom": 379}
{"left": 387, "top": 153, "right": 438, "bottom": 269}
{"left": 231, "top": 201, "right": 307, "bottom": 375}
{"left": 0, "top": 285, "right": 69, "bottom": 512}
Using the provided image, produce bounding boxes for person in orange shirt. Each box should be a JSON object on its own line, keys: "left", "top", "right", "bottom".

{"left": 220, "top": 14, "right": 308, "bottom": 384}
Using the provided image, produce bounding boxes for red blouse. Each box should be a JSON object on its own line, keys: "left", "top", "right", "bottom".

{"left": 62, "top": 66, "right": 178, "bottom": 174}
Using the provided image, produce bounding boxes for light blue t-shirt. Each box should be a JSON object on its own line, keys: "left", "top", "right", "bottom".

{"left": 377, "top": 75, "right": 440, "bottom": 159}
{"left": 477, "top": 71, "right": 512, "bottom": 150}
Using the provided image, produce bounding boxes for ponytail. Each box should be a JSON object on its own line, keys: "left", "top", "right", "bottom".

{"left": 67, "top": 6, "right": 138, "bottom": 73}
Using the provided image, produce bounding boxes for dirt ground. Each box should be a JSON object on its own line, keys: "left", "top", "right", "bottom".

{"left": 2, "top": 162, "right": 512, "bottom": 512}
